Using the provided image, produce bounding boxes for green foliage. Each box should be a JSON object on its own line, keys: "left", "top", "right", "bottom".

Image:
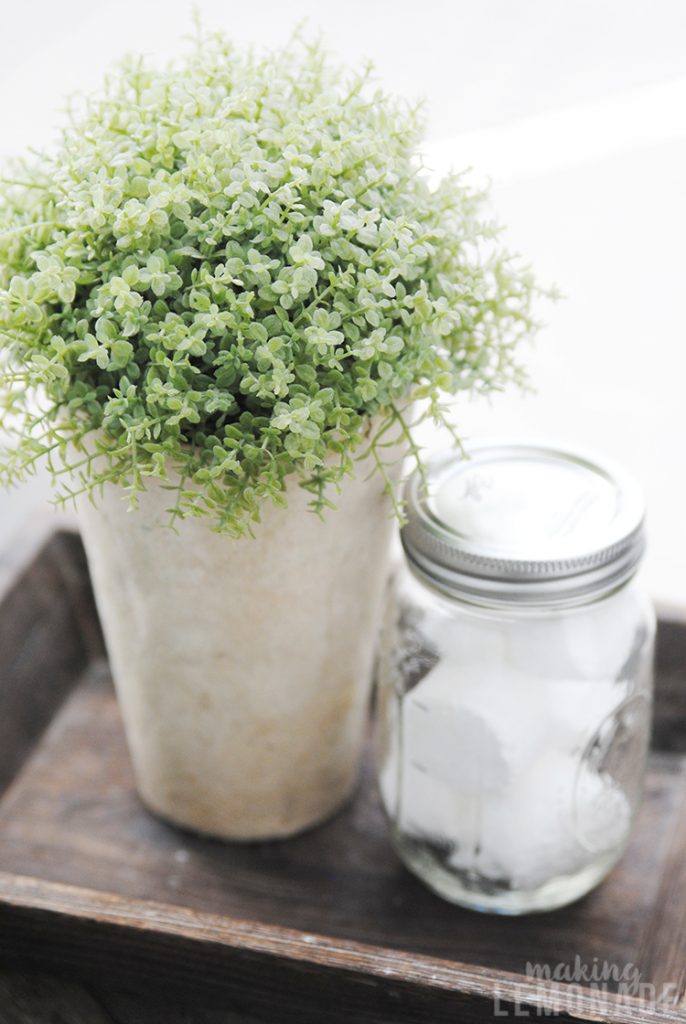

{"left": 0, "top": 31, "right": 542, "bottom": 534}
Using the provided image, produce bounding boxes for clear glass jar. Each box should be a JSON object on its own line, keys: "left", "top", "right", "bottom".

{"left": 377, "top": 441, "right": 655, "bottom": 914}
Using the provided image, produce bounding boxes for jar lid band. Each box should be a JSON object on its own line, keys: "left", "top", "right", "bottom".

{"left": 401, "top": 440, "right": 646, "bottom": 606}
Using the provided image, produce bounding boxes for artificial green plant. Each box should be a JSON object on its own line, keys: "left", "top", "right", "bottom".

{"left": 0, "top": 31, "right": 541, "bottom": 533}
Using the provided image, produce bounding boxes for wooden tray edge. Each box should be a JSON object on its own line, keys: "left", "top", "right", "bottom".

{"left": 0, "top": 872, "right": 682, "bottom": 1024}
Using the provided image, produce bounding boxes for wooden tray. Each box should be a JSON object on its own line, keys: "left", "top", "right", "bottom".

{"left": 0, "top": 530, "right": 685, "bottom": 1024}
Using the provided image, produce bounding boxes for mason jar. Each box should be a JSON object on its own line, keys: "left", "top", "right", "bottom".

{"left": 377, "top": 440, "right": 655, "bottom": 914}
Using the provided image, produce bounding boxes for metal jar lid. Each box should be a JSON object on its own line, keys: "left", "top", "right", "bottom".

{"left": 401, "top": 439, "right": 646, "bottom": 607}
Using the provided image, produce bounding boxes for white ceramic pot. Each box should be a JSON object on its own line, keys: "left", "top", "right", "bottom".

{"left": 77, "top": 443, "right": 401, "bottom": 840}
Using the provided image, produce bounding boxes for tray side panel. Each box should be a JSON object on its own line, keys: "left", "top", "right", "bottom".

{"left": 653, "top": 617, "right": 686, "bottom": 753}
{"left": 0, "top": 531, "right": 102, "bottom": 796}
{"left": 0, "top": 880, "right": 670, "bottom": 1024}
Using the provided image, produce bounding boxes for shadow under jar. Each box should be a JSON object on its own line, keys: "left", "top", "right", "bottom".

{"left": 377, "top": 440, "right": 655, "bottom": 914}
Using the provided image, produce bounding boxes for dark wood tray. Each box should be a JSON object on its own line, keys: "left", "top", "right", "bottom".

{"left": 1, "top": 530, "right": 685, "bottom": 1024}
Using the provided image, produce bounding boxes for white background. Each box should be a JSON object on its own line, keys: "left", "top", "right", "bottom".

{"left": 1, "top": 0, "right": 684, "bottom": 605}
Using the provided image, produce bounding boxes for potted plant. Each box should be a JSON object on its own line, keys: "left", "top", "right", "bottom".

{"left": 0, "top": 32, "right": 540, "bottom": 839}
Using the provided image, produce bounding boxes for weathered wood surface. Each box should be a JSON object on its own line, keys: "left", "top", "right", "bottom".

{"left": 0, "top": 972, "right": 115, "bottom": 1024}
{"left": 0, "top": 530, "right": 102, "bottom": 797}
{"left": 0, "top": 970, "right": 261, "bottom": 1024}
{"left": 0, "top": 532, "right": 685, "bottom": 1023}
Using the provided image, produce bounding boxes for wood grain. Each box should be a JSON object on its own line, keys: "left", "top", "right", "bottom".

{"left": 0, "top": 971, "right": 115, "bottom": 1024}
{"left": 653, "top": 617, "right": 686, "bottom": 753}
{"left": 0, "top": 531, "right": 102, "bottom": 797}
{"left": 1, "top": 873, "right": 684, "bottom": 1024}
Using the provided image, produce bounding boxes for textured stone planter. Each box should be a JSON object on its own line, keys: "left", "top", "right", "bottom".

{"left": 77, "top": 445, "right": 400, "bottom": 840}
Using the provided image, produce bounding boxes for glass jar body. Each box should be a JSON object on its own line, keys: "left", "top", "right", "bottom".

{"left": 377, "top": 562, "right": 655, "bottom": 914}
